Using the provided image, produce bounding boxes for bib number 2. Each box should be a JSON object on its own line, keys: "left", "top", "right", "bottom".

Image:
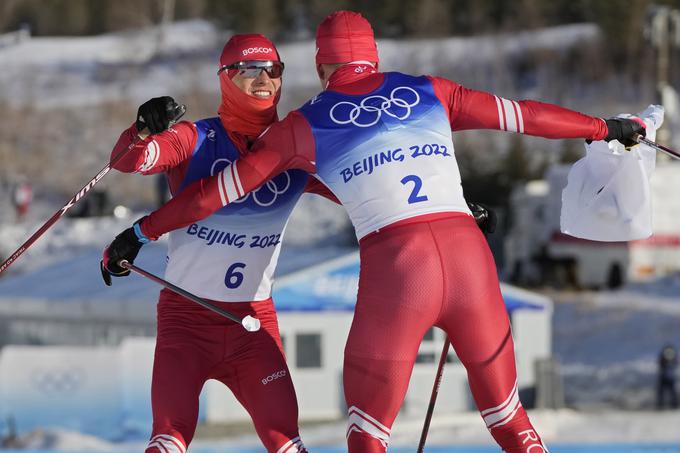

{"left": 400, "top": 175, "right": 428, "bottom": 204}
{"left": 225, "top": 262, "right": 246, "bottom": 289}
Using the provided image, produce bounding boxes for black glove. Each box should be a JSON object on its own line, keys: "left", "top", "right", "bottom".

{"left": 135, "top": 96, "right": 187, "bottom": 134}
{"left": 100, "top": 219, "right": 148, "bottom": 286}
{"left": 468, "top": 202, "right": 497, "bottom": 235}
{"left": 605, "top": 117, "right": 646, "bottom": 147}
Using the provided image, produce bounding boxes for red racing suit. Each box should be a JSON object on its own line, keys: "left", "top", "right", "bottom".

{"left": 110, "top": 118, "right": 330, "bottom": 453}
{"left": 133, "top": 64, "right": 608, "bottom": 452}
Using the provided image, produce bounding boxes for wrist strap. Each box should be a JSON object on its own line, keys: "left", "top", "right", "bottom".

{"left": 133, "top": 223, "right": 151, "bottom": 244}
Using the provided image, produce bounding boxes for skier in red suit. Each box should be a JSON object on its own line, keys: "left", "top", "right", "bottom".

{"left": 104, "top": 12, "right": 645, "bottom": 452}
{"left": 102, "top": 35, "right": 322, "bottom": 453}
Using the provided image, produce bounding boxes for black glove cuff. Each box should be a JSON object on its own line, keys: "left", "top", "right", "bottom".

{"left": 605, "top": 118, "right": 645, "bottom": 146}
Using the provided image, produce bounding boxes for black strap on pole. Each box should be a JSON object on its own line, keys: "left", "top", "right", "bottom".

{"left": 417, "top": 336, "right": 450, "bottom": 453}
{"left": 119, "top": 260, "right": 260, "bottom": 332}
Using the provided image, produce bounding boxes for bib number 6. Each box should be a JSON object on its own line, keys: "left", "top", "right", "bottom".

{"left": 224, "top": 262, "right": 246, "bottom": 289}
{"left": 400, "top": 174, "right": 428, "bottom": 204}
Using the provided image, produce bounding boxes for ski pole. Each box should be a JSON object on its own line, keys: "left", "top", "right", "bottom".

{"left": 0, "top": 105, "right": 186, "bottom": 276}
{"left": 119, "top": 260, "right": 261, "bottom": 332}
{"left": 417, "top": 336, "right": 450, "bottom": 453}
{"left": 634, "top": 133, "right": 680, "bottom": 160}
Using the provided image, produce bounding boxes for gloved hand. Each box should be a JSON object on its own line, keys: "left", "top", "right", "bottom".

{"left": 135, "top": 96, "right": 187, "bottom": 134}
{"left": 605, "top": 117, "right": 646, "bottom": 147}
{"left": 100, "top": 218, "right": 149, "bottom": 286}
{"left": 468, "top": 201, "right": 497, "bottom": 235}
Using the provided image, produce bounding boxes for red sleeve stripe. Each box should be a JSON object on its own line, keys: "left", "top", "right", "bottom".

{"left": 217, "top": 161, "right": 243, "bottom": 205}
{"left": 137, "top": 139, "right": 160, "bottom": 173}
{"left": 494, "top": 96, "right": 525, "bottom": 133}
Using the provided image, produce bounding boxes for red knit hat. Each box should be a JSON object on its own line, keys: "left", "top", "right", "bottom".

{"left": 315, "top": 11, "right": 379, "bottom": 65}
{"left": 219, "top": 34, "right": 280, "bottom": 67}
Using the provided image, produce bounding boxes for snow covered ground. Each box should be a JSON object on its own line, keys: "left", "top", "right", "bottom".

{"left": 553, "top": 285, "right": 680, "bottom": 411}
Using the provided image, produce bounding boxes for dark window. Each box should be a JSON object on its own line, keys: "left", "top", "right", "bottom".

{"left": 296, "top": 333, "right": 322, "bottom": 368}
{"left": 416, "top": 352, "right": 436, "bottom": 364}
{"left": 446, "top": 352, "right": 460, "bottom": 364}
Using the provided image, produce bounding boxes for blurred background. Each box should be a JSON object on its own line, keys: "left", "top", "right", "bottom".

{"left": 0, "top": 0, "right": 680, "bottom": 451}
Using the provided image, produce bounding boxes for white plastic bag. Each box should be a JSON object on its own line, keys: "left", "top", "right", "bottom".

{"left": 560, "top": 105, "right": 664, "bottom": 241}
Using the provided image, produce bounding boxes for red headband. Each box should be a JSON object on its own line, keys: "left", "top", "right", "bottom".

{"left": 220, "top": 34, "right": 280, "bottom": 68}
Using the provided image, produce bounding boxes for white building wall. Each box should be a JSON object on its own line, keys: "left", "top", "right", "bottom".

{"left": 0, "top": 345, "right": 123, "bottom": 437}
{"left": 0, "top": 291, "right": 552, "bottom": 434}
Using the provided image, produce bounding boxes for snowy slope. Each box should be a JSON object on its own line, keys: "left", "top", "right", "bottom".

{"left": 553, "top": 286, "right": 680, "bottom": 410}
{"left": 0, "top": 20, "right": 600, "bottom": 110}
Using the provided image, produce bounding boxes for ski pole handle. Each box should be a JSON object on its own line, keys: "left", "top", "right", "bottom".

{"left": 119, "top": 260, "right": 260, "bottom": 332}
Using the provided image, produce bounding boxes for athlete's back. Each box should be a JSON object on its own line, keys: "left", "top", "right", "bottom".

{"left": 299, "top": 72, "right": 470, "bottom": 239}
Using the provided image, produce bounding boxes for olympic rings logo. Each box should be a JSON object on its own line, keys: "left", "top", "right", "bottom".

{"left": 211, "top": 159, "right": 291, "bottom": 207}
{"left": 329, "top": 86, "right": 420, "bottom": 128}
{"left": 31, "top": 367, "right": 84, "bottom": 394}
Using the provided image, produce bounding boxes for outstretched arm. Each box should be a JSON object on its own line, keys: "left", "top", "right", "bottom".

{"left": 428, "top": 76, "right": 609, "bottom": 140}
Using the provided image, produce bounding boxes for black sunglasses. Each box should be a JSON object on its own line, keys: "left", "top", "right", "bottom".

{"left": 217, "top": 60, "right": 285, "bottom": 79}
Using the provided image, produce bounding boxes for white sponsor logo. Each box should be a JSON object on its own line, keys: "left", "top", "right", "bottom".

{"left": 60, "top": 166, "right": 110, "bottom": 214}
{"left": 262, "top": 369, "right": 287, "bottom": 385}
{"left": 211, "top": 158, "right": 291, "bottom": 207}
{"left": 329, "top": 86, "right": 420, "bottom": 128}
{"left": 243, "top": 47, "right": 273, "bottom": 56}
{"left": 519, "top": 430, "right": 546, "bottom": 452}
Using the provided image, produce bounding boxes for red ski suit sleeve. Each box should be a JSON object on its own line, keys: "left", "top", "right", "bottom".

{"left": 109, "top": 121, "right": 197, "bottom": 175}
{"left": 140, "top": 112, "right": 316, "bottom": 240}
{"left": 140, "top": 73, "right": 609, "bottom": 240}
{"left": 426, "top": 76, "right": 608, "bottom": 139}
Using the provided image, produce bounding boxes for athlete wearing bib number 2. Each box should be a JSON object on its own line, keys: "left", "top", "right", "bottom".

{"left": 106, "top": 11, "right": 646, "bottom": 453}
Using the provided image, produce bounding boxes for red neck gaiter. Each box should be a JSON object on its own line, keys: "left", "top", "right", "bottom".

{"left": 218, "top": 75, "right": 279, "bottom": 141}
{"left": 327, "top": 63, "right": 381, "bottom": 93}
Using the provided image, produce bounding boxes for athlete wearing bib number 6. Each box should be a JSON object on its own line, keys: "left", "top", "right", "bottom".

{"left": 105, "top": 11, "right": 646, "bottom": 453}
{"left": 101, "top": 35, "right": 328, "bottom": 453}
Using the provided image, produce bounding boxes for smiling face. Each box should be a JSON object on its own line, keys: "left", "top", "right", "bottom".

{"left": 230, "top": 68, "right": 281, "bottom": 99}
